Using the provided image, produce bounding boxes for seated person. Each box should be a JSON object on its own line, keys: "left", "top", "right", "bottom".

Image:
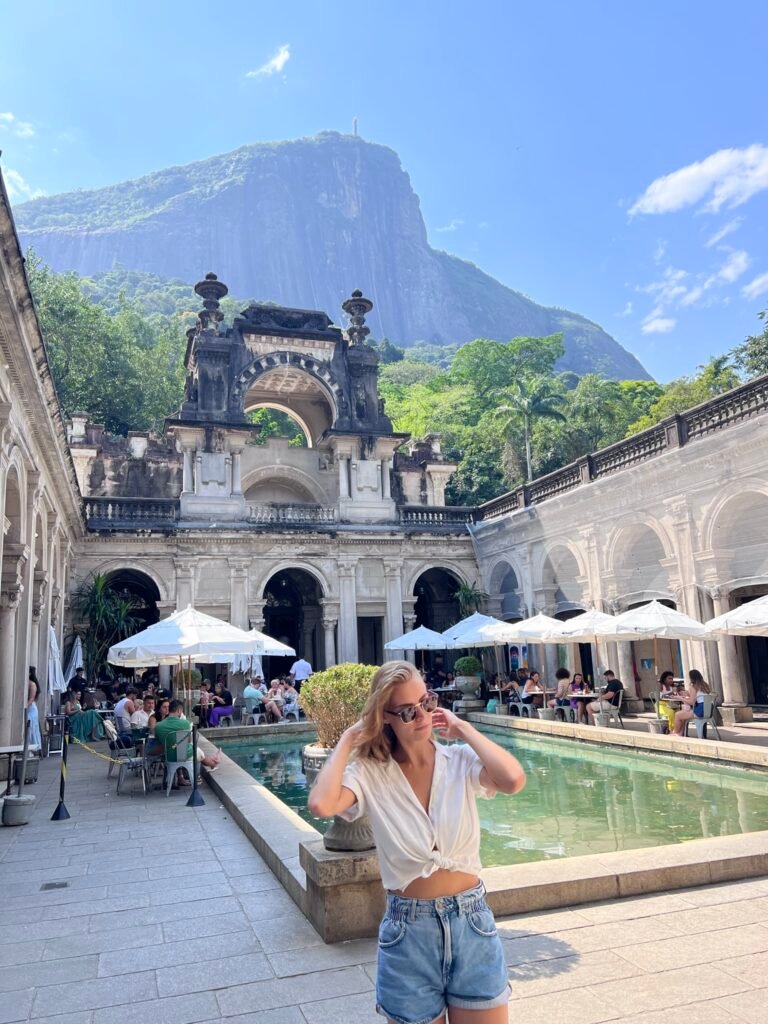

{"left": 672, "top": 669, "right": 711, "bottom": 736}
{"left": 265, "top": 680, "right": 285, "bottom": 722}
{"left": 130, "top": 695, "right": 154, "bottom": 731}
{"left": 657, "top": 670, "right": 677, "bottom": 730}
{"left": 521, "top": 670, "right": 545, "bottom": 707}
{"left": 282, "top": 682, "right": 300, "bottom": 717}
{"left": 153, "top": 700, "right": 222, "bottom": 780}
{"left": 587, "top": 670, "right": 624, "bottom": 723}
{"left": 548, "top": 667, "right": 572, "bottom": 709}
{"left": 209, "top": 681, "right": 234, "bottom": 727}
{"left": 63, "top": 688, "right": 104, "bottom": 742}
{"left": 569, "top": 672, "right": 588, "bottom": 723}
{"left": 193, "top": 680, "right": 211, "bottom": 727}
{"left": 243, "top": 677, "right": 267, "bottom": 719}
{"left": 114, "top": 687, "right": 139, "bottom": 740}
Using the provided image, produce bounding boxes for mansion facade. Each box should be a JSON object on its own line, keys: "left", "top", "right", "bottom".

{"left": 0, "top": 166, "right": 766, "bottom": 748}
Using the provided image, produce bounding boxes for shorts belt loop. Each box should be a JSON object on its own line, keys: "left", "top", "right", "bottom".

{"left": 408, "top": 897, "right": 418, "bottom": 923}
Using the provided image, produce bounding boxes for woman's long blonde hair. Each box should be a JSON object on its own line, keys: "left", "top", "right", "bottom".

{"left": 352, "top": 660, "right": 424, "bottom": 762}
{"left": 688, "top": 669, "right": 711, "bottom": 694}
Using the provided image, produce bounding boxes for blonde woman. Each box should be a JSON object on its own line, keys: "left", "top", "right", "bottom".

{"left": 308, "top": 660, "right": 525, "bottom": 1024}
{"left": 672, "top": 669, "right": 711, "bottom": 736}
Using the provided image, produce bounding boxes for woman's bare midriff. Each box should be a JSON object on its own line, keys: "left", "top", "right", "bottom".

{"left": 392, "top": 868, "right": 480, "bottom": 899}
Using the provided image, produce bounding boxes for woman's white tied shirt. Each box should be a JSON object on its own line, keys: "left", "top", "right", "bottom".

{"left": 340, "top": 741, "right": 496, "bottom": 892}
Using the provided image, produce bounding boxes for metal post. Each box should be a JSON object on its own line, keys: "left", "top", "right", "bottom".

{"left": 51, "top": 719, "right": 71, "bottom": 821}
{"left": 16, "top": 717, "right": 31, "bottom": 798}
{"left": 186, "top": 725, "right": 205, "bottom": 808}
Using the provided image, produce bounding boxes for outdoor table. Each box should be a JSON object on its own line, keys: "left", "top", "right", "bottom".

{"left": 0, "top": 745, "right": 24, "bottom": 796}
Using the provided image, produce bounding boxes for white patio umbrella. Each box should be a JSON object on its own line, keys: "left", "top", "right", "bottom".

{"left": 542, "top": 609, "right": 623, "bottom": 689}
{"left": 63, "top": 634, "right": 83, "bottom": 688}
{"left": 497, "top": 612, "right": 564, "bottom": 642}
{"left": 442, "top": 613, "right": 509, "bottom": 645}
{"left": 384, "top": 625, "right": 447, "bottom": 651}
{"left": 107, "top": 606, "right": 267, "bottom": 666}
{"left": 705, "top": 593, "right": 768, "bottom": 637}
{"left": 610, "top": 600, "right": 708, "bottom": 680}
{"left": 228, "top": 629, "right": 295, "bottom": 678}
{"left": 48, "top": 626, "right": 67, "bottom": 694}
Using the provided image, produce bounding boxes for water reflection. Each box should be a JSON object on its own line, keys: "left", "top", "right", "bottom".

{"left": 222, "top": 733, "right": 768, "bottom": 866}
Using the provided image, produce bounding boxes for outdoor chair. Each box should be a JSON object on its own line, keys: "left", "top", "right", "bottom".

{"left": 242, "top": 697, "right": 266, "bottom": 726}
{"left": 283, "top": 702, "right": 300, "bottom": 722}
{"left": 103, "top": 719, "right": 139, "bottom": 780}
{"left": 684, "top": 693, "right": 721, "bottom": 740}
{"left": 217, "top": 713, "right": 234, "bottom": 728}
{"left": 520, "top": 702, "right": 539, "bottom": 718}
{"left": 605, "top": 688, "right": 625, "bottom": 729}
{"left": 163, "top": 727, "right": 195, "bottom": 796}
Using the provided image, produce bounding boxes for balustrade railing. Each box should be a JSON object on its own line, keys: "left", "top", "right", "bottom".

{"left": 399, "top": 505, "right": 476, "bottom": 527}
{"left": 246, "top": 503, "right": 337, "bottom": 525}
{"left": 84, "top": 497, "right": 178, "bottom": 526}
{"left": 477, "top": 371, "right": 768, "bottom": 521}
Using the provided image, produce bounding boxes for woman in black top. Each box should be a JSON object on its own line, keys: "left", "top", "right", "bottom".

{"left": 210, "top": 681, "right": 234, "bottom": 727}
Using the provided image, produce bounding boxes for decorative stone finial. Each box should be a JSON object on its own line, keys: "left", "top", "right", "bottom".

{"left": 194, "top": 272, "right": 228, "bottom": 329}
{"left": 342, "top": 289, "right": 373, "bottom": 345}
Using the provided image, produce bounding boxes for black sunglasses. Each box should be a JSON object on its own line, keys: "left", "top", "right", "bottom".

{"left": 384, "top": 691, "right": 439, "bottom": 724}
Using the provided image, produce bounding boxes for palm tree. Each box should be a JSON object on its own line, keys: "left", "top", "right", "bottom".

{"left": 496, "top": 377, "right": 567, "bottom": 482}
{"left": 453, "top": 581, "right": 489, "bottom": 618}
{"left": 74, "top": 573, "right": 142, "bottom": 684}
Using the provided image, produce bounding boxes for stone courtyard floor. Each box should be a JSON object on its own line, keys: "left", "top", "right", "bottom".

{"left": 1, "top": 748, "right": 768, "bottom": 1024}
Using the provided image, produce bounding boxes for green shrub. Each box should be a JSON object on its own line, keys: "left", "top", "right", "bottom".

{"left": 299, "top": 663, "right": 377, "bottom": 747}
{"left": 454, "top": 656, "right": 482, "bottom": 676}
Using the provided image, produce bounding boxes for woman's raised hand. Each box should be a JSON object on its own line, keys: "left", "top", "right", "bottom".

{"left": 431, "top": 707, "right": 465, "bottom": 741}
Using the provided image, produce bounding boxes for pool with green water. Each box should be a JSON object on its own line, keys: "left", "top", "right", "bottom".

{"left": 219, "top": 730, "right": 768, "bottom": 866}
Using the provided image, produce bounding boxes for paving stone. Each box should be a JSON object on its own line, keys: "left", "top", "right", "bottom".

{"left": 664, "top": 899, "right": 768, "bottom": 934}
{"left": 44, "top": 924, "right": 164, "bottom": 961}
{"left": 541, "top": 914, "right": 683, "bottom": 955}
{"left": 249, "top": 912, "right": 326, "bottom": 953}
{"left": 157, "top": 951, "right": 273, "bottom": 997}
{"left": 162, "top": 910, "right": 252, "bottom": 943}
{"left": 505, "top": 987, "right": 617, "bottom": 1024}
{"left": 92, "top": 991, "right": 220, "bottom": 1024}
{"left": 0, "top": 915, "right": 91, "bottom": 943}
{"left": 32, "top": 1013, "right": 95, "bottom": 1024}
{"left": 0, "top": 987, "right": 33, "bottom": 1023}
{"left": 99, "top": 931, "right": 261, "bottom": 976}
{"left": 216, "top": 966, "right": 373, "bottom": 1017}
{"left": 237, "top": 888, "right": 301, "bottom": 922}
{"left": 0, "top": 938, "right": 45, "bottom": 967}
{"left": 0, "top": 953, "right": 98, "bottom": 992}
{"left": 31, "top": 970, "right": 157, "bottom": 1017}
{"left": 573, "top": 892, "right": 696, "bottom": 924}
{"left": 269, "top": 937, "right": 378, "bottom": 977}
{"left": 508, "top": 950, "right": 646, "bottom": 998}
{"left": 589, "top": 965, "right": 751, "bottom": 1015}
{"left": 300, "top": 990, "right": 380, "bottom": 1024}
{"left": 714, "top": 989, "right": 768, "bottom": 1023}
{"left": 614, "top": 924, "right": 768, "bottom": 972}
{"left": 618, "top": 1007, "right": 742, "bottom": 1024}
{"left": 87, "top": 895, "right": 241, "bottom": 931}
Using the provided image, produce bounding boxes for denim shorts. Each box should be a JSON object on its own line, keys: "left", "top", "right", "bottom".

{"left": 375, "top": 882, "right": 510, "bottom": 1024}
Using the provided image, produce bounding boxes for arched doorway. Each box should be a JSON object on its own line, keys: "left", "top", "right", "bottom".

{"left": 263, "top": 569, "right": 323, "bottom": 677}
{"left": 105, "top": 569, "right": 160, "bottom": 631}
{"left": 413, "top": 568, "right": 462, "bottom": 633}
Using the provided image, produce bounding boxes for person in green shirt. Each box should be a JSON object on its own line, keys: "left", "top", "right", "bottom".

{"left": 154, "top": 701, "right": 222, "bottom": 772}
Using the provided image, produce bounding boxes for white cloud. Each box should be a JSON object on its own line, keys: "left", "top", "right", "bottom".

{"left": 246, "top": 44, "right": 290, "bottom": 77}
{"left": 616, "top": 301, "right": 633, "bottom": 317}
{"left": 0, "top": 111, "right": 35, "bottom": 139}
{"left": 642, "top": 316, "right": 676, "bottom": 335}
{"left": 630, "top": 145, "right": 768, "bottom": 216}
{"left": 436, "top": 218, "right": 464, "bottom": 233}
{"left": 706, "top": 217, "right": 743, "bottom": 247}
{"left": 653, "top": 239, "right": 667, "bottom": 263}
{"left": 680, "top": 250, "right": 751, "bottom": 307}
{"left": 3, "top": 168, "right": 45, "bottom": 202}
{"left": 742, "top": 272, "right": 768, "bottom": 302}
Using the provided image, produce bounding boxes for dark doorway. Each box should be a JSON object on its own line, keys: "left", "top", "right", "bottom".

{"left": 746, "top": 638, "right": 768, "bottom": 705}
{"left": 263, "top": 569, "right": 322, "bottom": 678}
{"left": 105, "top": 569, "right": 160, "bottom": 630}
{"left": 414, "top": 568, "right": 461, "bottom": 633}
{"left": 358, "top": 617, "right": 383, "bottom": 666}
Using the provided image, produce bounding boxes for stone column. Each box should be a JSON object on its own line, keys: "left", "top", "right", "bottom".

{"left": 337, "top": 561, "right": 358, "bottom": 664}
{"left": 229, "top": 559, "right": 250, "bottom": 630}
{"left": 231, "top": 451, "right": 243, "bottom": 495}
{"left": 401, "top": 606, "right": 418, "bottom": 665}
{"left": 382, "top": 460, "right": 392, "bottom": 500}
{"left": 712, "top": 590, "right": 752, "bottom": 721}
{"left": 617, "top": 641, "right": 641, "bottom": 707}
{"left": 248, "top": 598, "right": 267, "bottom": 633}
{"left": 0, "top": 588, "right": 21, "bottom": 746}
{"left": 181, "top": 447, "right": 194, "bottom": 494}
{"left": 543, "top": 644, "right": 559, "bottom": 685}
{"left": 319, "top": 600, "right": 339, "bottom": 669}
{"left": 338, "top": 457, "right": 350, "bottom": 499}
{"left": 383, "top": 561, "right": 404, "bottom": 660}
{"left": 174, "top": 560, "right": 195, "bottom": 610}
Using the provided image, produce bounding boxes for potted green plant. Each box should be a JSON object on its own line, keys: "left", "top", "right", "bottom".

{"left": 453, "top": 655, "right": 483, "bottom": 698}
{"left": 300, "top": 663, "right": 377, "bottom": 851}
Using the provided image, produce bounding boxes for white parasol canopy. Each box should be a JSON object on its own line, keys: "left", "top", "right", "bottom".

{"left": 228, "top": 629, "right": 295, "bottom": 674}
{"left": 542, "top": 609, "right": 622, "bottom": 643}
{"left": 48, "top": 626, "right": 68, "bottom": 693}
{"left": 705, "top": 594, "right": 768, "bottom": 637}
{"left": 384, "top": 625, "right": 447, "bottom": 651}
{"left": 497, "top": 612, "right": 565, "bottom": 643}
{"left": 442, "top": 613, "right": 508, "bottom": 644}
{"left": 108, "top": 606, "right": 268, "bottom": 667}
{"left": 610, "top": 600, "right": 708, "bottom": 641}
{"left": 63, "top": 634, "right": 83, "bottom": 687}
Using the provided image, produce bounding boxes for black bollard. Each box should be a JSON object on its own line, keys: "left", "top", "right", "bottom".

{"left": 51, "top": 719, "right": 71, "bottom": 821}
{"left": 186, "top": 724, "right": 205, "bottom": 808}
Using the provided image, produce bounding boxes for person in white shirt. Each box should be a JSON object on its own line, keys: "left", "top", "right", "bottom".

{"left": 129, "top": 695, "right": 154, "bottom": 730}
{"left": 308, "top": 661, "right": 525, "bottom": 1024}
{"left": 114, "top": 687, "right": 139, "bottom": 738}
{"left": 289, "top": 658, "right": 312, "bottom": 692}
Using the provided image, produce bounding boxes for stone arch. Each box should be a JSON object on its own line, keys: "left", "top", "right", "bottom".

{"left": 488, "top": 558, "right": 524, "bottom": 620}
{"left": 607, "top": 519, "right": 676, "bottom": 604}
{"left": 233, "top": 353, "right": 345, "bottom": 444}
{"left": 702, "top": 486, "right": 768, "bottom": 584}
{"left": 258, "top": 561, "right": 331, "bottom": 601}
{"left": 536, "top": 540, "right": 588, "bottom": 611}
{"left": 404, "top": 560, "right": 471, "bottom": 598}
{"left": 244, "top": 401, "right": 314, "bottom": 448}
{"left": 411, "top": 565, "right": 469, "bottom": 633}
{"left": 242, "top": 465, "right": 329, "bottom": 505}
{"left": 3, "top": 456, "right": 26, "bottom": 545}
{"left": 261, "top": 566, "right": 326, "bottom": 672}
{"left": 91, "top": 559, "right": 170, "bottom": 605}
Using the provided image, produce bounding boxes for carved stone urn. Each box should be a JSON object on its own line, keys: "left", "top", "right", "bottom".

{"left": 302, "top": 743, "right": 375, "bottom": 852}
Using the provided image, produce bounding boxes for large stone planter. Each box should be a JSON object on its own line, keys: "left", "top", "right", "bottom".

{"left": 302, "top": 743, "right": 375, "bottom": 852}
{"left": 455, "top": 675, "right": 481, "bottom": 698}
{"left": 2, "top": 794, "right": 35, "bottom": 826}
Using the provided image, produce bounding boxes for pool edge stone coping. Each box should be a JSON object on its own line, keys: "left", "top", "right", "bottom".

{"left": 199, "top": 724, "right": 768, "bottom": 944}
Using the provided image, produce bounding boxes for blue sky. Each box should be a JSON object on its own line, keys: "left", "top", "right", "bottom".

{"left": 1, "top": 0, "right": 767, "bottom": 381}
